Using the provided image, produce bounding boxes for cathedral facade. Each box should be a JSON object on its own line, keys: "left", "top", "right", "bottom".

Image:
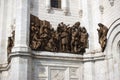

{"left": 0, "top": 0, "right": 120, "bottom": 80}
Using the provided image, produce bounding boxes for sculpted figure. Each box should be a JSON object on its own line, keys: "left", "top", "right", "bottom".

{"left": 7, "top": 30, "right": 15, "bottom": 54}
{"left": 97, "top": 23, "right": 108, "bottom": 52}
{"left": 30, "top": 15, "right": 42, "bottom": 50}
{"left": 60, "top": 25, "right": 69, "bottom": 52}
{"left": 30, "top": 31, "right": 42, "bottom": 50}
{"left": 80, "top": 27, "right": 88, "bottom": 48}
{"left": 71, "top": 27, "right": 79, "bottom": 53}
{"left": 40, "top": 29, "right": 49, "bottom": 50}
{"left": 45, "top": 31, "right": 58, "bottom": 52}
{"left": 57, "top": 22, "right": 65, "bottom": 34}
{"left": 7, "top": 37, "right": 13, "bottom": 54}
{"left": 30, "top": 21, "right": 42, "bottom": 50}
{"left": 30, "top": 14, "right": 89, "bottom": 54}
{"left": 30, "top": 22, "right": 36, "bottom": 38}
{"left": 45, "top": 38, "right": 54, "bottom": 51}
{"left": 70, "top": 22, "right": 81, "bottom": 53}
{"left": 78, "top": 27, "right": 88, "bottom": 54}
{"left": 72, "top": 22, "right": 81, "bottom": 30}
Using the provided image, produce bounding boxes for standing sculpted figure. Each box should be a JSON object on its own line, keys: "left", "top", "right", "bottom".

{"left": 79, "top": 27, "right": 88, "bottom": 54}
{"left": 97, "top": 23, "right": 108, "bottom": 52}
{"left": 71, "top": 22, "right": 81, "bottom": 53}
{"left": 7, "top": 30, "right": 15, "bottom": 54}
{"left": 45, "top": 31, "right": 58, "bottom": 52}
{"left": 7, "top": 20, "right": 15, "bottom": 54}
{"left": 39, "top": 21, "right": 51, "bottom": 50}
{"left": 60, "top": 25, "right": 69, "bottom": 52}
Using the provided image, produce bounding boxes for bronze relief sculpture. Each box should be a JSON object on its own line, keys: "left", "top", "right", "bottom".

{"left": 7, "top": 15, "right": 108, "bottom": 54}
{"left": 97, "top": 23, "right": 108, "bottom": 52}
{"left": 30, "top": 14, "right": 89, "bottom": 54}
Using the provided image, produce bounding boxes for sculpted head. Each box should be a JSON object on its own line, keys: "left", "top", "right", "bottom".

{"left": 75, "top": 22, "right": 80, "bottom": 26}
{"left": 98, "top": 23, "right": 104, "bottom": 27}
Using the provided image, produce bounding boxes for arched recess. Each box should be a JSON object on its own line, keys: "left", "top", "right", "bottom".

{"left": 106, "top": 18, "right": 120, "bottom": 80}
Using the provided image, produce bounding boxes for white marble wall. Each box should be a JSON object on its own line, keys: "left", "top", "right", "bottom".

{"left": 0, "top": 0, "right": 120, "bottom": 80}
{"left": 32, "top": 52, "right": 83, "bottom": 80}
{"left": 31, "top": 51, "right": 107, "bottom": 80}
{"left": 0, "top": 0, "right": 8, "bottom": 65}
{"left": 102, "top": 0, "right": 120, "bottom": 26}
{"left": 31, "top": 0, "right": 80, "bottom": 29}
{"left": 94, "top": 60, "right": 107, "bottom": 80}
{"left": 30, "top": 0, "right": 104, "bottom": 52}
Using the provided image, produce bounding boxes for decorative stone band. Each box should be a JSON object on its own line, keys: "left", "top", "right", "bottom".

{"left": 0, "top": 50, "right": 113, "bottom": 72}
{"left": 8, "top": 51, "right": 106, "bottom": 62}
{"left": 0, "top": 63, "right": 10, "bottom": 72}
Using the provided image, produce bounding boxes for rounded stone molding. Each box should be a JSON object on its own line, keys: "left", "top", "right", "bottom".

{"left": 107, "top": 18, "right": 120, "bottom": 39}
{"left": 106, "top": 18, "right": 120, "bottom": 55}
{"left": 106, "top": 19, "right": 120, "bottom": 80}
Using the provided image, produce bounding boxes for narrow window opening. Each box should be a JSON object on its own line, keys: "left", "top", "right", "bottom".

{"left": 51, "top": 0, "right": 61, "bottom": 8}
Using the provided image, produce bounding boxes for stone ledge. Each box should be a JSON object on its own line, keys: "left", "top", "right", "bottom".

{"left": 8, "top": 51, "right": 106, "bottom": 62}
{"left": 32, "top": 51, "right": 105, "bottom": 61}
{"left": 12, "top": 46, "right": 31, "bottom": 53}
{"left": 0, "top": 63, "right": 10, "bottom": 72}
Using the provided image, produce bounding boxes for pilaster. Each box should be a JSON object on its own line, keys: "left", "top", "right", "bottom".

{"left": 83, "top": 54, "right": 95, "bottom": 80}
{"left": 46, "top": 0, "right": 51, "bottom": 13}
{"left": 10, "top": 0, "right": 32, "bottom": 80}
{"left": 0, "top": 0, "right": 8, "bottom": 65}
{"left": 78, "top": 0, "right": 83, "bottom": 18}
{"left": 12, "top": 0, "right": 30, "bottom": 53}
{"left": 0, "top": 0, "right": 5, "bottom": 64}
{"left": 62, "top": 0, "right": 68, "bottom": 15}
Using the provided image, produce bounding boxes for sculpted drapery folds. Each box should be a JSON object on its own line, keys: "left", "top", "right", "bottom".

{"left": 29, "top": 14, "right": 89, "bottom": 54}
{"left": 97, "top": 23, "right": 108, "bottom": 52}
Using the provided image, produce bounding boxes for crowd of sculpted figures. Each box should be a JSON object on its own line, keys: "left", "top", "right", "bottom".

{"left": 30, "top": 14, "right": 89, "bottom": 54}
{"left": 7, "top": 14, "right": 108, "bottom": 55}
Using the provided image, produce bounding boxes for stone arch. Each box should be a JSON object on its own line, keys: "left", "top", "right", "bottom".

{"left": 106, "top": 18, "right": 120, "bottom": 80}
{"left": 106, "top": 18, "right": 120, "bottom": 55}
